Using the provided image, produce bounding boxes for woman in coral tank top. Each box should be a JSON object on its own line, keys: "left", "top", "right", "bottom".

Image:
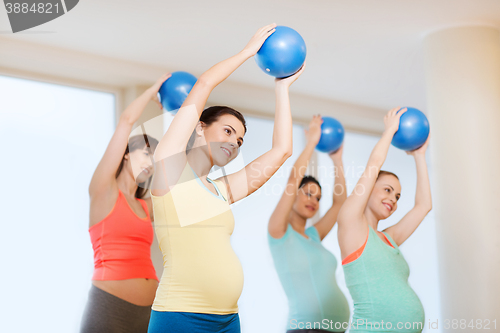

{"left": 80, "top": 74, "right": 170, "bottom": 333}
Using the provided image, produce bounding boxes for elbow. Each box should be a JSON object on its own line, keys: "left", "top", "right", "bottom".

{"left": 196, "top": 74, "right": 214, "bottom": 90}
{"left": 416, "top": 202, "right": 432, "bottom": 215}
{"left": 334, "top": 194, "right": 347, "bottom": 207}
{"left": 272, "top": 146, "right": 292, "bottom": 164}
{"left": 369, "top": 155, "right": 384, "bottom": 169}
{"left": 280, "top": 148, "right": 292, "bottom": 163}
{"left": 119, "top": 113, "right": 134, "bottom": 126}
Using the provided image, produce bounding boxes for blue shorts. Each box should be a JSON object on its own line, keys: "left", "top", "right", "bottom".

{"left": 148, "top": 310, "right": 240, "bottom": 333}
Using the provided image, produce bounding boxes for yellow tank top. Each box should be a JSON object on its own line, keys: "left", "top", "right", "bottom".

{"left": 151, "top": 162, "right": 244, "bottom": 314}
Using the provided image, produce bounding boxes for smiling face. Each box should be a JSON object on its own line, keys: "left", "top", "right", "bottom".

{"left": 125, "top": 146, "right": 154, "bottom": 184}
{"left": 202, "top": 114, "right": 246, "bottom": 167}
{"left": 293, "top": 182, "right": 322, "bottom": 219}
{"left": 367, "top": 173, "right": 401, "bottom": 220}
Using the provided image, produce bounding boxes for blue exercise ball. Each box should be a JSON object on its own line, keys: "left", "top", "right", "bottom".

{"left": 391, "top": 107, "right": 430, "bottom": 151}
{"left": 316, "top": 117, "right": 344, "bottom": 153}
{"left": 255, "top": 26, "right": 306, "bottom": 78}
{"left": 158, "top": 71, "right": 197, "bottom": 113}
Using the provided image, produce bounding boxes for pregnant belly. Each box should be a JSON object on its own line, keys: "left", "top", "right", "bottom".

{"left": 155, "top": 243, "right": 244, "bottom": 313}
{"left": 189, "top": 250, "right": 244, "bottom": 308}
{"left": 353, "top": 287, "right": 425, "bottom": 332}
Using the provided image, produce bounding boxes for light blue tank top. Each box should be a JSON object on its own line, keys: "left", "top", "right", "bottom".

{"left": 268, "top": 225, "right": 350, "bottom": 332}
{"left": 342, "top": 226, "right": 425, "bottom": 332}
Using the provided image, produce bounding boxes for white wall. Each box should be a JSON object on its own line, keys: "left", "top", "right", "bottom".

{"left": 424, "top": 26, "right": 500, "bottom": 327}
{"left": 0, "top": 75, "right": 115, "bottom": 332}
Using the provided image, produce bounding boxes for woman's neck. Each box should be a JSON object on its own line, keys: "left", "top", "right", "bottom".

{"left": 186, "top": 147, "right": 214, "bottom": 179}
{"left": 288, "top": 210, "right": 308, "bottom": 235}
{"left": 116, "top": 170, "right": 139, "bottom": 197}
{"left": 364, "top": 208, "right": 380, "bottom": 231}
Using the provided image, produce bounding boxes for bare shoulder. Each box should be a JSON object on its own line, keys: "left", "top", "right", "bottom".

{"left": 381, "top": 226, "right": 395, "bottom": 239}
{"left": 89, "top": 184, "right": 120, "bottom": 228}
{"left": 268, "top": 223, "right": 288, "bottom": 239}
{"left": 337, "top": 215, "right": 369, "bottom": 260}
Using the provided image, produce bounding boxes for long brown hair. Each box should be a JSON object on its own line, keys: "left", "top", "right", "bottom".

{"left": 116, "top": 134, "right": 159, "bottom": 198}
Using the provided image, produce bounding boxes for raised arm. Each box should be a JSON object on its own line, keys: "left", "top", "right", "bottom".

{"left": 221, "top": 64, "right": 306, "bottom": 204}
{"left": 313, "top": 145, "right": 347, "bottom": 240}
{"left": 154, "top": 24, "right": 277, "bottom": 163}
{"left": 383, "top": 135, "right": 432, "bottom": 245}
{"left": 268, "top": 115, "right": 322, "bottom": 238}
{"left": 337, "top": 107, "right": 406, "bottom": 225}
{"left": 152, "top": 24, "right": 277, "bottom": 195}
{"left": 88, "top": 73, "right": 170, "bottom": 197}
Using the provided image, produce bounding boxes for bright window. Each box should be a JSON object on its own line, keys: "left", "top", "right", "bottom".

{"left": 0, "top": 75, "right": 115, "bottom": 332}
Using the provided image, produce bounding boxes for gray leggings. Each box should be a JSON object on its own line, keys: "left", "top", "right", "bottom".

{"left": 80, "top": 285, "right": 152, "bottom": 333}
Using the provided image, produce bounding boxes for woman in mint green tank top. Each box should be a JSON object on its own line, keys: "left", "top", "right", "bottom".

{"left": 337, "top": 107, "right": 432, "bottom": 333}
{"left": 268, "top": 116, "right": 350, "bottom": 333}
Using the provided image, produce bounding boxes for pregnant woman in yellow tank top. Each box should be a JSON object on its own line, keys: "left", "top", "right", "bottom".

{"left": 148, "top": 24, "right": 305, "bottom": 333}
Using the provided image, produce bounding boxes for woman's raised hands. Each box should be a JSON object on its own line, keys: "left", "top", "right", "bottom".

{"left": 242, "top": 23, "right": 277, "bottom": 57}
{"left": 384, "top": 107, "right": 407, "bottom": 134}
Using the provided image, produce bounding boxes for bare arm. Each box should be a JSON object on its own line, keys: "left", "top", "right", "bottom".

{"left": 153, "top": 24, "right": 277, "bottom": 194}
{"left": 314, "top": 146, "right": 347, "bottom": 240}
{"left": 88, "top": 74, "right": 170, "bottom": 198}
{"left": 268, "top": 115, "right": 322, "bottom": 238}
{"left": 384, "top": 136, "right": 432, "bottom": 245}
{"left": 221, "top": 65, "right": 306, "bottom": 204}
{"left": 337, "top": 108, "right": 406, "bottom": 258}
{"left": 337, "top": 107, "right": 406, "bottom": 225}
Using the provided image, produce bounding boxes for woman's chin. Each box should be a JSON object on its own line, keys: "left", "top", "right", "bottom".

{"left": 380, "top": 211, "right": 393, "bottom": 220}
{"left": 135, "top": 174, "right": 152, "bottom": 184}
{"left": 301, "top": 209, "right": 316, "bottom": 219}
{"left": 213, "top": 156, "right": 232, "bottom": 167}
{"left": 213, "top": 161, "right": 229, "bottom": 168}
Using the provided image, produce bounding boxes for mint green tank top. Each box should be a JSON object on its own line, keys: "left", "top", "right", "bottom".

{"left": 269, "top": 225, "right": 350, "bottom": 332}
{"left": 343, "top": 226, "right": 424, "bottom": 332}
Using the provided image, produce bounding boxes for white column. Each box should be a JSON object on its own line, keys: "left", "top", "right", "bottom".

{"left": 424, "top": 26, "right": 500, "bottom": 328}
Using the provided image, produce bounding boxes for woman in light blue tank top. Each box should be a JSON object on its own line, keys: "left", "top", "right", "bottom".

{"left": 337, "top": 107, "right": 432, "bottom": 332}
{"left": 268, "top": 116, "right": 350, "bottom": 333}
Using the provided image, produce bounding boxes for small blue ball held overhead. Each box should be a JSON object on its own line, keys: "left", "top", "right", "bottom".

{"left": 158, "top": 71, "right": 197, "bottom": 114}
{"left": 391, "top": 107, "right": 430, "bottom": 151}
{"left": 316, "top": 117, "right": 345, "bottom": 154}
{"left": 255, "top": 26, "right": 306, "bottom": 78}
